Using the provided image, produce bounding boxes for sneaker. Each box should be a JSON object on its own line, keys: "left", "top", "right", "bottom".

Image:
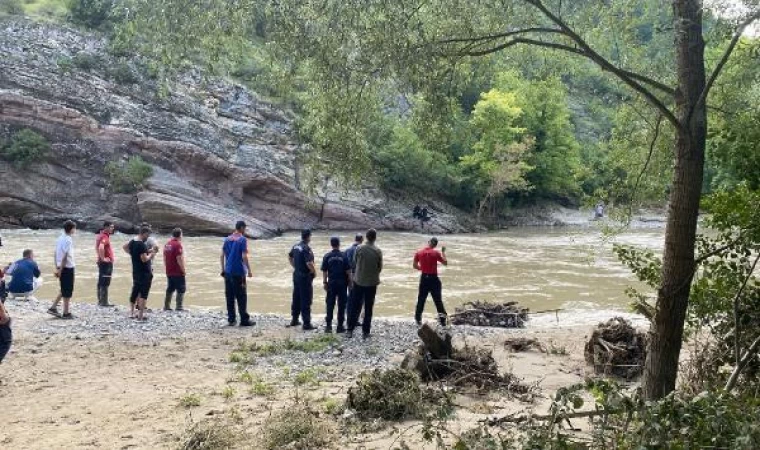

{"left": 286, "top": 320, "right": 301, "bottom": 328}
{"left": 302, "top": 324, "right": 317, "bottom": 331}
{"left": 416, "top": 320, "right": 423, "bottom": 327}
{"left": 345, "top": 330, "right": 354, "bottom": 339}
{"left": 176, "top": 308, "right": 186, "bottom": 312}
{"left": 61, "top": 313, "right": 74, "bottom": 320}
{"left": 336, "top": 325, "right": 346, "bottom": 334}
{"left": 163, "top": 307, "right": 173, "bottom": 311}
{"left": 239, "top": 320, "right": 256, "bottom": 327}
{"left": 228, "top": 320, "right": 237, "bottom": 327}
{"left": 47, "top": 308, "right": 61, "bottom": 318}
{"left": 362, "top": 333, "right": 371, "bottom": 340}
{"left": 324, "top": 325, "right": 333, "bottom": 334}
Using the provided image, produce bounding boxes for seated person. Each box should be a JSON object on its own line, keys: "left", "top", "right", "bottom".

{"left": 6, "top": 249, "right": 42, "bottom": 301}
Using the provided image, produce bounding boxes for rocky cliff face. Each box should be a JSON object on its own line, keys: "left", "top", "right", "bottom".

{"left": 0, "top": 19, "right": 471, "bottom": 237}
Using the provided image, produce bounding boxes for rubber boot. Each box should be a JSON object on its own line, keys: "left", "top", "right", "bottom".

{"left": 175, "top": 293, "right": 185, "bottom": 311}
{"left": 99, "top": 287, "right": 115, "bottom": 307}
{"left": 163, "top": 294, "right": 172, "bottom": 311}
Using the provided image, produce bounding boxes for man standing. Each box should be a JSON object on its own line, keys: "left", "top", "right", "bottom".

{"left": 321, "top": 237, "right": 351, "bottom": 333}
{"left": 49, "top": 220, "right": 77, "bottom": 318}
{"left": 95, "top": 221, "right": 116, "bottom": 307}
{"left": 163, "top": 228, "right": 186, "bottom": 311}
{"left": 6, "top": 249, "right": 42, "bottom": 301}
{"left": 288, "top": 229, "right": 317, "bottom": 331}
{"left": 347, "top": 229, "right": 382, "bottom": 339}
{"left": 128, "top": 227, "right": 157, "bottom": 321}
{"left": 413, "top": 237, "right": 448, "bottom": 326}
{"left": 221, "top": 221, "right": 254, "bottom": 327}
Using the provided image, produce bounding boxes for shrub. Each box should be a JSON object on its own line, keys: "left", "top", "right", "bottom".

{"left": 347, "top": 368, "right": 446, "bottom": 421}
{"left": 67, "top": 0, "right": 113, "bottom": 30}
{"left": 105, "top": 155, "right": 152, "bottom": 193}
{"left": 261, "top": 400, "right": 331, "bottom": 449}
{"left": 57, "top": 56, "right": 74, "bottom": 73}
{"left": 1, "top": 129, "right": 50, "bottom": 168}
{"left": 71, "top": 52, "right": 102, "bottom": 71}
{"left": 0, "top": 0, "right": 24, "bottom": 15}
{"left": 107, "top": 61, "right": 140, "bottom": 85}
{"left": 179, "top": 419, "right": 238, "bottom": 450}
{"left": 178, "top": 393, "right": 202, "bottom": 408}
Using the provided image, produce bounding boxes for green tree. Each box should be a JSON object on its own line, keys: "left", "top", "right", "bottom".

{"left": 493, "top": 72, "right": 581, "bottom": 201}
{"left": 105, "top": 155, "right": 153, "bottom": 193}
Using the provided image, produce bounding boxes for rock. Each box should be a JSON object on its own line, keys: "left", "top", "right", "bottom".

{"left": 0, "top": 18, "right": 473, "bottom": 235}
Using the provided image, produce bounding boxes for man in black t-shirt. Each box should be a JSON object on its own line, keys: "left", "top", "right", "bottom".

{"left": 0, "top": 278, "right": 11, "bottom": 364}
{"left": 128, "top": 227, "right": 157, "bottom": 321}
{"left": 321, "top": 237, "right": 351, "bottom": 333}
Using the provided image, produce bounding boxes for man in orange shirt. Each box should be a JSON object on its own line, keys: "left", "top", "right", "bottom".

{"left": 413, "top": 237, "right": 448, "bottom": 326}
{"left": 95, "top": 221, "right": 116, "bottom": 307}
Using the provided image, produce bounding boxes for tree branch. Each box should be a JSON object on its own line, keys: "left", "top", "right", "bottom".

{"left": 436, "top": 27, "right": 565, "bottom": 44}
{"left": 522, "top": 0, "right": 680, "bottom": 130}
{"left": 732, "top": 253, "right": 760, "bottom": 368}
{"left": 693, "top": 10, "right": 760, "bottom": 121}
{"left": 725, "top": 333, "right": 760, "bottom": 392}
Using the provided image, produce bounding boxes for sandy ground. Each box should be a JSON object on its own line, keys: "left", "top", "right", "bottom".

{"left": 1, "top": 304, "right": 603, "bottom": 450}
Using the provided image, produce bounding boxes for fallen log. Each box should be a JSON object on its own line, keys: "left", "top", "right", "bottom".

{"left": 452, "top": 300, "right": 529, "bottom": 328}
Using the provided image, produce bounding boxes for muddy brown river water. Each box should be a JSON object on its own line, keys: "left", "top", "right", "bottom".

{"left": 0, "top": 228, "right": 662, "bottom": 322}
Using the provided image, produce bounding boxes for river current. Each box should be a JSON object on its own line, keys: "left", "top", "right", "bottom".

{"left": 0, "top": 227, "right": 662, "bottom": 324}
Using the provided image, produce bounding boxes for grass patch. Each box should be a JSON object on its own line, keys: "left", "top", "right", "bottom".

{"left": 294, "top": 368, "right": 320, "bottom": 387}
{"left": 261, "top": 400, "right": 332, "bottom": 449}
{"left": 178, "top": 393, "right": 202, "bottom": 408}
{"left": 241, "top": 335, "right": 341, "bottom": 358}
{"left": 322, "top": 398, "right": 343, "bottom": 416}
{"left": 221, "top": 386, "right": 235, "bottom": 401}
{"left": 251, "top": 380, "right": 275, "bottom": 397}
{"left": 179, "top": 418, "right": 239, "bottom": 450}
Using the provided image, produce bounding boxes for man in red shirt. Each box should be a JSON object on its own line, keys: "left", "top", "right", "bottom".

{"left": 413, "top": 237, "right": 448, "bottom": 326}
{"left": 95, "top": 221, "right": 116, "bottom": 307}
{"left": 163, "top": 228, "right": 186, "bottom": 311}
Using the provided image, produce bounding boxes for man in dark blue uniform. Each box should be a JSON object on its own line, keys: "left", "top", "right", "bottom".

{"left": 321, "top": 237, "right": 351, "bottom": 333}
{"left": 288, "top": 229, "right": 317, "bottom": 331}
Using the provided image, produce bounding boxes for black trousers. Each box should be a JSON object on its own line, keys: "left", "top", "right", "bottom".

{"left": 325, "top": 281, "right": 348, "bottom": 327}
{"left": 348, "top": 284, "right": 377, "bottom": 335}
{"left": 291, "top": 274, "right": 313, "bottom": 325}
{"left": 166, "top": 276, "right": 187, "bottom": 295}
{"left": 225, "top": 275, "right": 250, "bottom": 324}
{"left": 415, "top": 274, "right": 447, "bottom": 324}
{"left": 97, "top": 262, "right": 113, "bottom": 288}
{"left": 0, "top": 319, "right": 11, "bottom": 364}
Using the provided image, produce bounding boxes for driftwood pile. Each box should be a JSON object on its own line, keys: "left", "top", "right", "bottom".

{"left": 402, "top": 324, "right": 530, "bottom": 393}
{"left": 451, "top": 301, "right": 529, "bottom": 328}
{"left": 584, "top": 317, "right": 647, "bottom": 379}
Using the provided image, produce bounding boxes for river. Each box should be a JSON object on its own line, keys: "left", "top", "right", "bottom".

{"left": 0, "top": 227, "right": 662, "bottom": 323}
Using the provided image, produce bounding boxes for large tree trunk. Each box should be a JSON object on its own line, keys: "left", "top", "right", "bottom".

{"left": 642, "top": 0, "right": 707, "bottom": 400}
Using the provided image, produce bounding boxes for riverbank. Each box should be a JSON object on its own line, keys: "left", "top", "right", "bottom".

{"left": 0, "top": 298, "right": 621, "bottom": 449}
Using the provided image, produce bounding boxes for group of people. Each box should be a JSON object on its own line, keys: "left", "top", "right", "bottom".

{"left": 0, "top": 219, "right": 451, "bottom": 363}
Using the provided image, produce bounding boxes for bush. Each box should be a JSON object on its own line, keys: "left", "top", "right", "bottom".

{"left": 179, "top": 419, "right": 238, "bottom": 450}
{"left": 71, "top": 53, "right": 102, "bottom": 71}
{"left": 108, "top": 61, "right": 140, "bottom": 85}
{"left": 0, "top": 0, "right": 24, "bottom": 15}
{"left": 261, "top": 400, "right": 331, "bottom": 449}
{"left": 347, "top": 368, "right": 451, "bottom": 421}
{"left": 105, "top": 155, "right": 153, "bottom": 193}
{"left": 67, "top": 0, "right": 113, "bottom": 30}
{"left": 1, "top": 129, "right": 50, "bottom": 168}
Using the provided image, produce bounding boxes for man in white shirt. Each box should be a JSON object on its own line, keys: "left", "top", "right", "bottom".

{"left": 49, "top": 220, "right": 77, "bottom": 319}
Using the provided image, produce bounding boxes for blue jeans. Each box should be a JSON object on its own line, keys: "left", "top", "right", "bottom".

{"left": 224, "top": 275, "right": 250, "bottom": 324}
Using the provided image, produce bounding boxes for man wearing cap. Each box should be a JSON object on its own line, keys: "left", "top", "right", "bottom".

{"left": 288, "top": 229, "right": 317, "bottom": 331}
{"left": 221, "top": 221, "right": 254, "bottom": 327}
{"left": 321, "top": 237, "right": 351, "bottom": 333}
{"left": 413, "top": 237, "right": 448, "bottom": 326}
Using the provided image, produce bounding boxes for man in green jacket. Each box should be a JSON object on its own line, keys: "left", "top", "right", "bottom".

{"left": 347, "top": 229, "right": 383, "bottom": 339}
